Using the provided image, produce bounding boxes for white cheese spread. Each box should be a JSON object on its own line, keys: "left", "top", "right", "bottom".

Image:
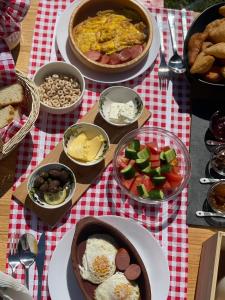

{"left": 109, "top": 101, "right": 136, "bottom": 123}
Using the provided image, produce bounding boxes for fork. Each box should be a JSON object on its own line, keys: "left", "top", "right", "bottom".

{"left": 8, "top": 234, "right": 20, "bottom": 277}
{"left": 156, "top": 14, "right": 170, "bottom": 89}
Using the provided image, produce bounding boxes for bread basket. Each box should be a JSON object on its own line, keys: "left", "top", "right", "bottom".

{"left": 0, "top": 70, "right": 40, "bottom": 160}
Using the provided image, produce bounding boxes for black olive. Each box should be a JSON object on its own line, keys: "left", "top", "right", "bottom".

{"left": 48, "top": 169, "right": 62, "bottom": 179}
{"left": 47, "top": 177, "right": 53, "bottom": 183}
{"left": 48, "top": 180, "right": 61, "bottom": 193}
{"left": 39, "top": 171, "right": 49, "bottom": 179}
{"left": 33, "top": 176, "right": 45, "bottom": 188}
{"left": 59, "top": 170, "right": 69, "bottom": 184}
{"left": 39, "top": 182, "right": 49, "bottom": 192}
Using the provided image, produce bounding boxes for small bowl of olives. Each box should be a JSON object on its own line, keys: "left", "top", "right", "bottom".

{"left": 27, "top": 163, "right": 76, "bottom": 209}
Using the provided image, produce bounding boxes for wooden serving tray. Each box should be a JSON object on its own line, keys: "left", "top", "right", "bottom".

{"left": 13, "top": 102, "right": 151, "bottom": 227}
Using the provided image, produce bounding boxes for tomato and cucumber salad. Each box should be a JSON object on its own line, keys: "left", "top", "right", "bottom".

{"left": 118, "top": 139, "right": 183, "bottom": 200}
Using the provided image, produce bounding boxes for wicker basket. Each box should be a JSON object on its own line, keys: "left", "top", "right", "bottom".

{"left": 0, "top": 70, "right": 40, "bottom": 160}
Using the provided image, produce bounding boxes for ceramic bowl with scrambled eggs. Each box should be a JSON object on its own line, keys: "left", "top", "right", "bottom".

{"left": 63, "top": 123, "right": 110, "bottom": 166}
{"left": 68, "top": 0, "right": 153, "bottom": 73}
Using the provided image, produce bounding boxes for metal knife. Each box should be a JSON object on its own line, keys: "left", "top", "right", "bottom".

{"left": 36, "top": 232, "right": 46, "bottom": 300}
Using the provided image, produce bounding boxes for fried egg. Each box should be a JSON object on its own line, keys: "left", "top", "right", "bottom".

{"left": 95, "top": 272, "right": 140, "bottom": 300}
{"left": 79, "top": 234, "right": 117, "bottom": 284}
{"left": 73, "top": 10, "right": 146, "bottom": 55}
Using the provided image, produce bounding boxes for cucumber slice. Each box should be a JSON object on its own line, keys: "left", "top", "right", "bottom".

{"left": 164, "top": 149, "right": 176, "bottom": 163}
{"left": 149, "top": 167, "right": 161, "bottom": 177}
{"left": 137, "top": 148, "right": 150, "bottom": 159}
{"left": 148, "top": 189, "right": 164, "bottom": 200}
{"left": 44, "top": 189, "right": 67, "bottom": 205}
{"left": 135, "top": 157, "right": 149, "bottom": 169}
{"left": 137, "top": 184, "right": 149, "bottom": 198}
{"left": 121, "top": 165, "right": 135, "bottom": 179}
{"left": 160, "top": 151, "right": 166, "bottom": 160}
{"left": 160, "top": 164, "right": 172, "bottom": 174}
{"left": 125, "top": 148, "right": 137, "bottom": 159}
{"left": 129, "top": 139, "right": 140, "bottom": 152}
{"left": 152, "top": 176, "right": 166, "bottom": 185}
{"left": 142, "top": 164, "right": 152, "bottom": 174}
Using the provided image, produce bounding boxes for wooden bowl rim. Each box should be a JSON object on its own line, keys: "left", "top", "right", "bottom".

{"left": 68, "top": 0, "right": 153, "bottom": 70}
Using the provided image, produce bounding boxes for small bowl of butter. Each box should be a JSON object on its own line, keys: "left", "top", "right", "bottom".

{"left": 99, "top": 86, "right": 144, "bottom": 127}
{"left": 63, "top": 122, "right": 110, "bottom": 166}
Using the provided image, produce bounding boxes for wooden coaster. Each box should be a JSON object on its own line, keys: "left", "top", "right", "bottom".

{"left": 13, "top": 102, "right": 151, "bottom": 227}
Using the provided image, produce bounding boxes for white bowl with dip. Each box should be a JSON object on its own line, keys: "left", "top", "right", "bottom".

{"left": 63, "top": 122, "right": 110, "bottom": 166}
{"left": 99, "top": 86, "right": 144, "bottom": 127}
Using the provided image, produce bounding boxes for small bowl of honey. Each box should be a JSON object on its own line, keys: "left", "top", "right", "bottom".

{"left": 207, "top": 182, "right": 225, "bottom": 215}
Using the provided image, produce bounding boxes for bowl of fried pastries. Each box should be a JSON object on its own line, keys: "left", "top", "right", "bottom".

{"left": 184, "top": 2, "right": 225, "bottom": 87}
{"left": 68, "top": 0, "right": 153, "bottom": 73}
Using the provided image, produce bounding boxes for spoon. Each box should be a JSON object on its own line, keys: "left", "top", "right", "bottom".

{"left": 196, "top": 210, "right": 225, "bottom": 218}
{"left": 18, "top": 233, "right": 38, "bottom": 289}
{"left": 200, "top": 178, "right": 225, "bottom": 184}
{"left": 206, "top": 140, "right": 225, "bottom": 146}
{"left": 168, "top": 12, "right": 186, "bottom": 74}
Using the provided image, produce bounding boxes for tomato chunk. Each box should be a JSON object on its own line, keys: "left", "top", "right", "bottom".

{"left": 143, "top": 175, "right": 154, "bottom": 191}
{"left": 165, "top": 171, "right": 183, "bottom": 183}
{"left": 150, "top": 153, "right": 160, "bottom": 161}
{"left": 130, "top": 176, "right": 143, "bottom": 196}
{"left": 121, "top": 178, "right": 135, "bottom": 190}
{"left": 161, "top": 180, "right": 172, "bottom": 193}
{"left": 117, "top": 156, "right": 129, "bottom": 169}
{"left": 151, "top": 160, "right": 161, "bottom": 168}
{"left": 146, "top": 142, "right": 159, "bottom": 154}
{"left": 165, "top": 171, "right": 183, "bottom": 189}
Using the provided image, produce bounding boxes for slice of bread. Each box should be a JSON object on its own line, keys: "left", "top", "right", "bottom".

{"left": 0, "top": 105, "right": 15, "bottom": 129}
{"left": 0, "top": 83, "right": 24, "bottom": 108}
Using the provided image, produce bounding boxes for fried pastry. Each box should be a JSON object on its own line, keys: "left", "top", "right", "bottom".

{"left": 219, "top": 6, "right": 225, "bottom": 17}
{"left": 188, "top": 32, "right": 208, "bottom": 66}
{"left": 203, "top": 66, "right": 223, "bottom": 82}
{"left": 220, "top": 66, "right": 225, "bottom": 78}
{"left": 201, "top": 41, "right": 213, "bottom": 51}
{"left": 190, "top": 52, "right": 215, "bottom": 74}
{"left": 205, "top": 43, "right": 225, "bottom": 59}
{"left": 208, "top": 22, "right": 225, "bottom": 43}
{"left": 205, "top": 18, "right": 225, "bottom": 33}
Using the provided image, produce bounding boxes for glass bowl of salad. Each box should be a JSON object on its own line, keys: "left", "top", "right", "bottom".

{"left": 113, "top": 127, "right": 191, "bottom": 205}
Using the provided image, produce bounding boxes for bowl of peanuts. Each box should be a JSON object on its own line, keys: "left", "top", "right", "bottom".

{"left": 33, "top": 61, "right": 85, "bottom": 114}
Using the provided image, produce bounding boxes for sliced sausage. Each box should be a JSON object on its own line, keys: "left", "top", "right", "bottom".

{"left": 99, "top": 54, "right": 110, "bottom": 64}
{"left": 129, "top": 45, "right": 143, "bottom": 60}
{"left": 85, "top": 50, "right": 101, "bottom": 61}
{"left": 115, "top": 248, "right": 130, "bottom": 271}
{"left": 119, "top": 48, "right": 132, "bottom": 62}
{"left": 109, "top": 53, "right": 121, "bottom": 65}
{"left": 124, "top": 264, "right": 141, "bottom": 281}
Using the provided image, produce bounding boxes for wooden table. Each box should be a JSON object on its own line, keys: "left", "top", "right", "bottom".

{"left": 0, "top": 2, "right": 218, "bottom": 299}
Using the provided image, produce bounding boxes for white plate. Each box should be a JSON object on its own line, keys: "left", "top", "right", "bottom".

{"left": 56, "top": 1, "right": 160, "bottom": 84}
{"left": 48, "top": 216, "right": 170, "bottom": 300}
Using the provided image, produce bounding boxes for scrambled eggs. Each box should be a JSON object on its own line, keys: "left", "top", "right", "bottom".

{"left": 73, "top": 10, "right": 147, "bottom": 54}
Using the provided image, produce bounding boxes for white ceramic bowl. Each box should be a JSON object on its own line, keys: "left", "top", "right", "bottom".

{"left": 99, "top": 86, "right": 144, "bottom": 127}
{"left": 33, "top": 61, "right": 85, "bottom": 114}
{"left": 27, "top": 163, "right": 76, "bottom": 209}
{"left": 63, "top": 122, "right": 110, "bottom": 166}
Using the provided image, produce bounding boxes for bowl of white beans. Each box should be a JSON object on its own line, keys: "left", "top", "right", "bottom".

{"left": 33, "top": 61, "right": 85, "bottom": 114}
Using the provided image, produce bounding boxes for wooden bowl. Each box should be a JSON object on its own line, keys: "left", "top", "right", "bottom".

{"left": 71, "top": 216, "right": 151, "bottom": 299}
{"left": 68, "top": 0, "right": 153, "bottom": 73}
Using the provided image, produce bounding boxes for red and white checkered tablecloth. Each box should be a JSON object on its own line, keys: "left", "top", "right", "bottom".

{"left": 6, "top": 1, "right": 193, "bottom": 299}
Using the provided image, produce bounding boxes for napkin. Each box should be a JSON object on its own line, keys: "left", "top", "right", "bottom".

{"left": 0, "top": 114, "right": 28, "bottom": 144}
{"left": 0, "top": 0, "right": 30, "bottom": 86}
{"left": 0, "top": 271, "right": 33, "bottom": 300}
